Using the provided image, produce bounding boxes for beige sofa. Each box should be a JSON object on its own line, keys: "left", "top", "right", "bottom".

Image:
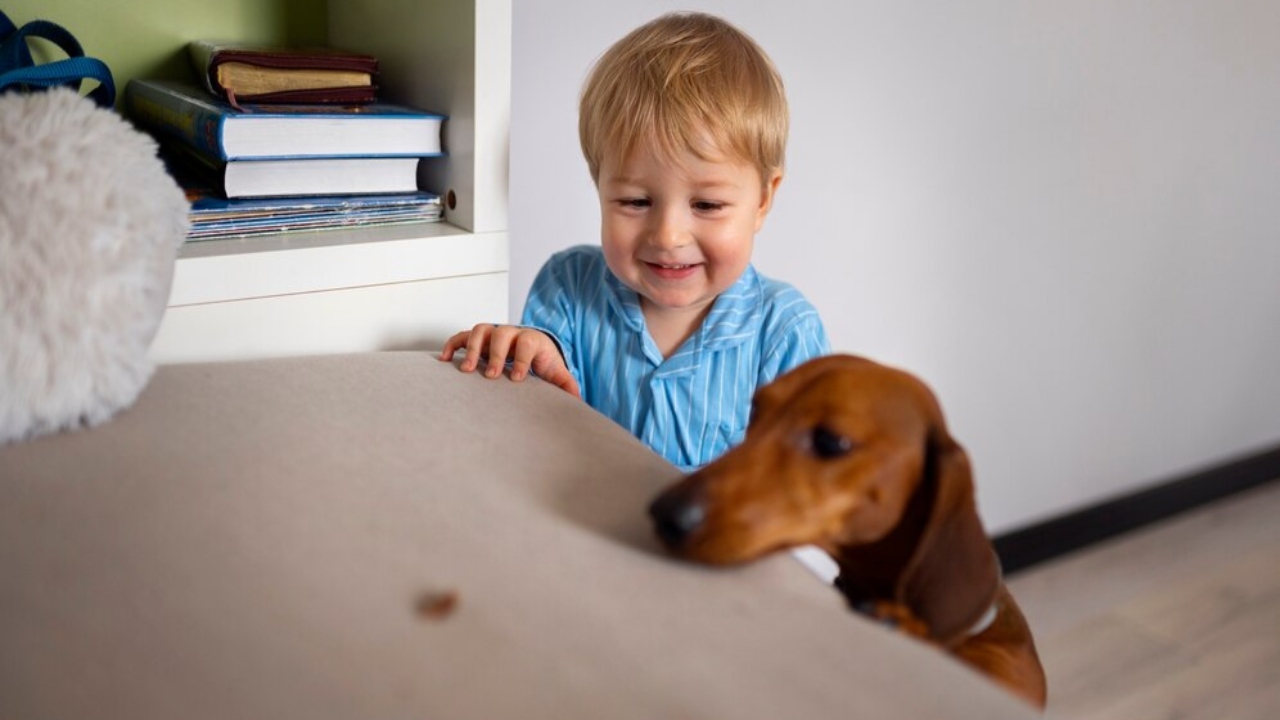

{"left": 0, "top": 352, "right": 1033, "bottom": 719}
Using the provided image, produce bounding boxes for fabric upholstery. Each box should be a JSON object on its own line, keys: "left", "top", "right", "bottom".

{"left": 0, "top": 352, "right": 1032, "bottom": 719}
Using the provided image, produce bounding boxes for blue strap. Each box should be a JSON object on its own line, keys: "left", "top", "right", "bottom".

{"left": 0, "top": 56, "right": 114, "bottom": 106}
{"left": 0, "top": 10, "right": 115, "bottom": 107}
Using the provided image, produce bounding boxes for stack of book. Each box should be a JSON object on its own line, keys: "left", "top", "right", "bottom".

{"left": 124, "top": 42, "right": 445, "bottom": 241}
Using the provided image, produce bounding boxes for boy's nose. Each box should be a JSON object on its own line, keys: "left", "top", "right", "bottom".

{"left": 650, "top": 208, "right": 691, "bottom": 249}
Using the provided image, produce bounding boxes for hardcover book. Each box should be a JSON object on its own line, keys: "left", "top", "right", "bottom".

{"left": 125, "top": 79, "right": 445, "bottom": 161}
{"left": 160, "top": 139, "right": 422, "bottom": 199}
{"left": 188, "top": 40, "right": 379, "bottom": 104}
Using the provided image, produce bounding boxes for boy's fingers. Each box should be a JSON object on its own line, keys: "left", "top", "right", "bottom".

{"left": 509, "top": 333, "right": 538, "bottom": 381}
{"left": 439, "top": 330, "right": 471, "bottom": 361}
{"left": 461, "top": 325, "right": 498, "bottom": 372}
{"left": 529, "top": 348, "right": 580, "bottom": 397}
{"left": 482, "top": 325, "right": 519, "bottom": 378}
{"left": 446, "top": 325, "right": 577, "bottom": 396}
{"left": 544, "top": 367, "right": 581, "bottom": 397}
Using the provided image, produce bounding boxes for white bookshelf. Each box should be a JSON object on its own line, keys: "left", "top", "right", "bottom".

{"left": 150, "top": 0, "right": 512, "bottom": 363}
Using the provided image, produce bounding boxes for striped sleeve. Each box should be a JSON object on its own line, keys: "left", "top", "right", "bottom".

{"left": 757, "top": 286, "right": 831, "bottom": 387}
{"left": 520, "top": 251, "right": 584, "bottom": 388}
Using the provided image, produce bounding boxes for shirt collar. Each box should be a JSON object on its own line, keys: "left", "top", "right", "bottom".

{"left": 605, "top": 265, "right": 762, "bottom": 367}
{"left": 700, "top": 265, "right": 762, "bottom": 351}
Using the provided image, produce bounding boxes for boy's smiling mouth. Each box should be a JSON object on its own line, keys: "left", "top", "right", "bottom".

{"left": 645, "top": 261, "right": 702, "bottom": 280}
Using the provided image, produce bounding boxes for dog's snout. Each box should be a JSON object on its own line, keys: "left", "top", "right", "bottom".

{"left": 648, "top": 484, "right": 707, "bottom": 550}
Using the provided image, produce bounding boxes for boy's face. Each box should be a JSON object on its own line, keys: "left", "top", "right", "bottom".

{"left": 597, "top": 142, "right": 782, "bottom": 322}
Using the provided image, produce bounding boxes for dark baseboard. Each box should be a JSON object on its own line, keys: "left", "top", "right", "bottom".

{"left": 994, "top": 443, "right": 1280, "bottom": 575}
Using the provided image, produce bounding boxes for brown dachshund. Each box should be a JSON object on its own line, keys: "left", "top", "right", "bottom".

{"left": 648, "top": 355, "right": 1047, "bottom": 709}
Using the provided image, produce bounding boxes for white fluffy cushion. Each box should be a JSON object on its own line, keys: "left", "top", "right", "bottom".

{"left": 0, "top": 88, "right": 189, "bottom": 445}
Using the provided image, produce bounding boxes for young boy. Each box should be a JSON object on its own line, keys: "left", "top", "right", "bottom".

{"left": 440, "top": 11, "right": 830, "bottom": 471}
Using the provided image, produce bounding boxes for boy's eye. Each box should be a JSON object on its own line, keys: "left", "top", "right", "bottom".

{"left": 618, "top": 198, "right": 650, "bottom": 209}
{"left": 693, "top": 201, "right": 725, "bottom": 212}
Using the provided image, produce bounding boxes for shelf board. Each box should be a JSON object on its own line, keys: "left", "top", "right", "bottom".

{"left": 170, "top": 222, "right": 508, "bottom": 306}
{"left": 177, "top": 220, "right": 471, "bottom": 260}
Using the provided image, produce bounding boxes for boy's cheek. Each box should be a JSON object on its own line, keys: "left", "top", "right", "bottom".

{"left": 599, "top": 216, "right": 638, "bottom": 250}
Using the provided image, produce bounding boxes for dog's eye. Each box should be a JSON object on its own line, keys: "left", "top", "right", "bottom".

{"left": 811, "top": 426, "right": 854, "bottom": 459}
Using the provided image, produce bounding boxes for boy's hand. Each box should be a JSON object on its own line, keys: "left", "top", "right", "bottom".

{"left": 439, "top": 324, "right": 581, "bottom": 397}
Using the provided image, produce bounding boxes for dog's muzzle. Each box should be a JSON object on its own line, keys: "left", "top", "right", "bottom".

{"left": 648, "top": 482, "right": 708, "bottom": 551}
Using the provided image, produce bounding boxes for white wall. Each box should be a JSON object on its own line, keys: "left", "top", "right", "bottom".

{"left": 509, "top": 0, "right": 1280, "bottom": 533}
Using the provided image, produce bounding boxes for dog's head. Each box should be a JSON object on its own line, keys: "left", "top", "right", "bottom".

{"left": 647, "top": 355, "right": 1028, "bottom": 688}
{"left": 648, "top": 354, "right": 974, "bottom": 568}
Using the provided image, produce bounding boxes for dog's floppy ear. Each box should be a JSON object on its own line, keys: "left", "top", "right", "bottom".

{"left": 896, "top": 407, "right": 1001, "bottom": 645}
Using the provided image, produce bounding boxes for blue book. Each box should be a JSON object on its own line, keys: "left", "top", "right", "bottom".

{"left": 124, "top": 79, "right": 445, "bottom": 160}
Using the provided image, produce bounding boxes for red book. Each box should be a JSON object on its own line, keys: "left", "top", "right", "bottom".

{"left": 188, "top": 40, "right": 379, "bottom": 104}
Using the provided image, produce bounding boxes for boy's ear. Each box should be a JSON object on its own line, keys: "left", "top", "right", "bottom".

{"left": 755, "top": 170, "right": 784, "bottom": 230}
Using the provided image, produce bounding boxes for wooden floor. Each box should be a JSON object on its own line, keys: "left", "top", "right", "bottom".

{"left": 1005, "top": 479, "right": 1280, "bottom": 719}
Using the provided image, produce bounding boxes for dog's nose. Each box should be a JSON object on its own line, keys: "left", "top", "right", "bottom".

{"left": 648, "top": 484, "right": 707, "bottom": 550}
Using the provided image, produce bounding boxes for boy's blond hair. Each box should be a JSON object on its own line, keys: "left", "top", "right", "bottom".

{"left": 579, "top": 12, "right": 788, "bottom": 187}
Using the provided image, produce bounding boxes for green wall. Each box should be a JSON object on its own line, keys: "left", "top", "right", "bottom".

{"left": 5, "top": 0, "right": 328, "bottom": 107}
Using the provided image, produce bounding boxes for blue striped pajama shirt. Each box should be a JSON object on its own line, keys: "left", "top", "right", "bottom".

{"left": 521, "top": 245, "right": 830, "bottom": 471}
